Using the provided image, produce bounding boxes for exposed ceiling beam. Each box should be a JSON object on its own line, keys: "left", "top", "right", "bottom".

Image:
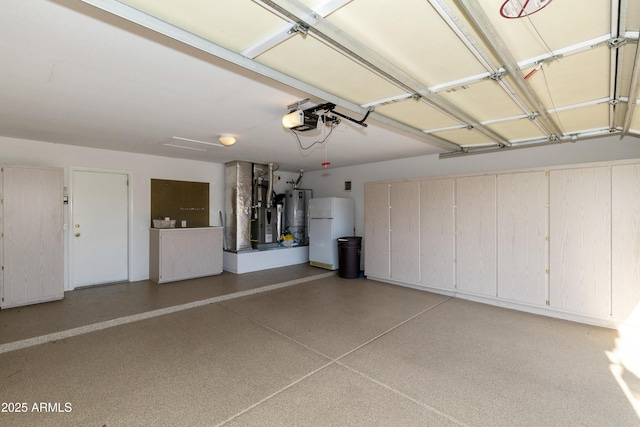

{"left": 253, "top": 0, "right": 511, "bottom": 148}
{"left": 79, "top": 0, "right": 460, "bottom": 152}
{"left": 427, "top": 35, "right": 616, "bottom": 96}
{"left": 429, "top": 0, "right": 544, "bottom": 144}
{"left": 520, "top": 34, "right": 612, "bottom": 70}
{"left": 622, "top": 39, "right": 640, "bottom": 135}
{"left": 620, "top": 0, "right": 640, "bottom": 136}
{"left": 455, "top": 0, "right": 565, "bottom": 140}
{"left": 547, "top": 97, "right": 611, "bottom": 114}
{"left": 240, "top": 22, "right": 294, "bottom": 59}
{"left": 360, "top": 93, "right": 416, "bottom": 109}
{"left": 610, "top": 0, "right": 624, "bottom": 130}
{"left": 440, "top": 128, "right": 619, "bottom": 159}
{"left": 311, "top": 0, "right": 353, "bottom": 17}
{"left": 241, "top": 0, "right": 352, "bottom": 58}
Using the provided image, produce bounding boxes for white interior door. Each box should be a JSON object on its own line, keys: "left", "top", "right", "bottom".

{"left": 71, "top": 169, "right": 129, "bottom": 288}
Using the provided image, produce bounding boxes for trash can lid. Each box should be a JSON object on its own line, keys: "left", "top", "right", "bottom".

{"left": 337, "top": 236, "right": 362, "bottom": 246}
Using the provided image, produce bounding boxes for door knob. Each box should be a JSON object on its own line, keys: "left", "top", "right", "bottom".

{"left": 75, "top": 233, "right": 81, "bottom": 237}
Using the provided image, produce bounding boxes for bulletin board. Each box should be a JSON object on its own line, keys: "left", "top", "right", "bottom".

{"left": 150, "top": 179, "right": 209, "bottom": 228}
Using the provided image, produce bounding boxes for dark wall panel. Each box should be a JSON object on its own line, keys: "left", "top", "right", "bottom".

{"left": 151, "top": 179, "right": 209, "bottom": 228}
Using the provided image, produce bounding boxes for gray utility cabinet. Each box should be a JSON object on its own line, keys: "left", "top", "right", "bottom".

{"left": 1, "top": 165, "right": 64, "bottom": 308}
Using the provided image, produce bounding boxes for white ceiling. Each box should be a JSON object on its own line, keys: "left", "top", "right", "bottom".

{"left": 1, "top": 0, "right": 639, "bottom": 172}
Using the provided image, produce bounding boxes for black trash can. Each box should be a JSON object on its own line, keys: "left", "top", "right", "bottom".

{"left": 337, "top": 236, "right": 362, "bottom": 279}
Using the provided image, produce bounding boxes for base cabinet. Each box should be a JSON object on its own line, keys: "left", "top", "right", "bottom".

{"left": 150, "top": 227, "right": 223, "bottom": 283}
{"left": 1, "top": 165, "right": 64, "bottom": 308}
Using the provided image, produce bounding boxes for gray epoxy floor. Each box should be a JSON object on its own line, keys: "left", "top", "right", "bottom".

{"left": 0, "top": 263, "right": 329, "bottom": 344}
{"left": 0, "top": 265, "right": 638, "bottom": 426}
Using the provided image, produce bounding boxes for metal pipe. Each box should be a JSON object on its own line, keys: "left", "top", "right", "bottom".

{"left": 439, "top": 128, "right": 617, "bottom": 159}
{"left": 266, "top": 163, "right": 274, "bottom": 207}
{"left": 294, "top": 169, "right": 304, "bottom": 188}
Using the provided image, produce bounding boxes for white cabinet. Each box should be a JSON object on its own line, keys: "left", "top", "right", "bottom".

{"left": 611, "top": 164, "right": 640, "bottom": 323}
{"left": 550, "top": 167, "right": 611, "bottom": 318}
{"left": 364, "top": 160, "right": 640, "bottom": 328}
{"left": 149, "top": 227, "right": 223, "bottom": 283}
{"left": 364, "top": 181, "right": 420, "bottom": 283}
{"left": 455, "top": 175, "right": 497, "bottom": 297}
{"left": 390, "top": 181, "right": 420, "bottom": 283}
{"left": 497, "top": 172, "right": 547, "bottom": 306}
{"left": 364, "top": 183, "right": 390, "bottom": 279}
{"left": 1, "top": 165, "right": 64, "bottom": 308}
{"left": 420, "top": 178, "right": 454, "bottom": 290}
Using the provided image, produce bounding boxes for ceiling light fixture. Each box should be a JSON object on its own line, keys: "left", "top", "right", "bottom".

{"left": 218, "top": 135, "right": 237, "bottom": 146}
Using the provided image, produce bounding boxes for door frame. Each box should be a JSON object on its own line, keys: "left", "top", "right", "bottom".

{"left": 68, "top": 166, "right": 133, "bottom": 291}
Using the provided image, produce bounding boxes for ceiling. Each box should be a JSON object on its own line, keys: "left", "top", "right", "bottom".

{"left": 1, "top": 0, "right": 639, "bottom": 172}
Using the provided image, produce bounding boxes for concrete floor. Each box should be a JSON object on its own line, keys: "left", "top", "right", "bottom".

{"left": 0, "top": 265, "right": 638, "bottom": 426}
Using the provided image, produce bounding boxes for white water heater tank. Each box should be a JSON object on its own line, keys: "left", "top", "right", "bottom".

{"left": 284, "top": 189, "right": 311, "bottom": 245}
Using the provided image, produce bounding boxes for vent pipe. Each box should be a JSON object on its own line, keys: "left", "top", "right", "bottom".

{"left": 294, "top": 169, "right": 304, "bottom": 188}
{"left": 266, "top": 162, "right": 274, "bottom": 207}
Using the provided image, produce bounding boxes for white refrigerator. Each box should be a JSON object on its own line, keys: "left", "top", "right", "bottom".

{"left": 308, "top": 197, "right": 355, "bottom": 270}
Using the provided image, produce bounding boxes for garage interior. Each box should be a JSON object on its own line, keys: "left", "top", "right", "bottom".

{"left": 1, "top": 0, "right": 640, "bottom": 425}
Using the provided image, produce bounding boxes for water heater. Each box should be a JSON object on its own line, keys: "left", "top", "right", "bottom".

{"left": 284, "top": 189, "right": 312, "bottom": 245}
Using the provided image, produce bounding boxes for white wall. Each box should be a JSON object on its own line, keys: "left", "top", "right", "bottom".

{"left": 0, "top": 136, "right": 226, "bottom": 286}
{"left": 304, "top": 136, "right": 640, "bottom": 240}
{"left": 0, "top": 136, "right": 300, "bottom": 287}
{"left": 3, "top": 135, "right": 640, "bottom": 287}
